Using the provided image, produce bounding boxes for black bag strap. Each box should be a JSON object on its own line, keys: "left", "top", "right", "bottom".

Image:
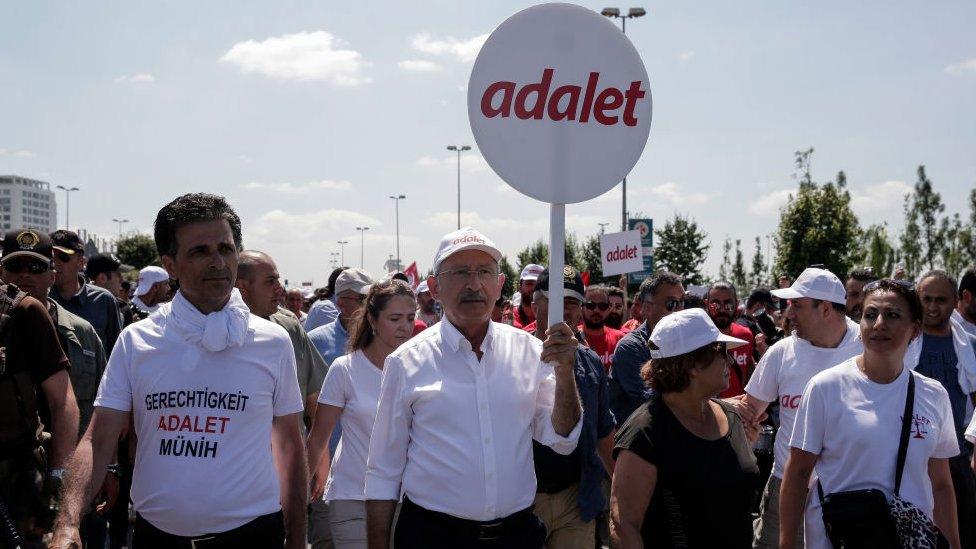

{"left": 816, "top": 370, "right": 915, "bottom": 502}
{"left": 894, "top": 372, "right": 915, "bottom": 496}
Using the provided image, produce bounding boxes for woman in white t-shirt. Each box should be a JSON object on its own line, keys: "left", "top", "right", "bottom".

{"left": 306, "top": 279, "right": 417, "bottom": 548}
{"left": 779, "top": 279, "right": 961, "bottom": 549}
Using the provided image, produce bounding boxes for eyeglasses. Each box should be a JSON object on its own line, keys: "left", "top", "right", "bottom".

{"left": 2, "top": 258, "right": 52, "bottom": 274}
{"left": 656, "top": 298, "right": 683, "bottom": 312}
{"left": 864, "top": 279, "right": 914, "bottom": 293}
{"left": 437, "top": 267, "right": 499, "bottom": 285}
{"left": 53, "top": 250, "right": 73, "bottom": 263}
{"left": 339, "top": 293, "right": 366, "bottom": 304}
{"left": 708, "top": 302, "right": 735, "bottom": 312}
{"left": 583, "top": 301, "right": 610, "bottom": 311}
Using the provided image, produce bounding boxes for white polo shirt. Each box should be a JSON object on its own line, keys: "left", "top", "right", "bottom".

{"left": 365, "top": 319, "right": 582, "bottom": 521}
{"left": 95, "top": 291, "right": 304, "bottom": 536}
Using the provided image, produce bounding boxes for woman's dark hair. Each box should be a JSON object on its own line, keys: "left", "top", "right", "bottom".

{"left": 640, "top": 342, "right": 724, "bottom": 393}
{"left": 347, "top": 279, "right": 416, "bottom": 352}
{"left": 324, "top": 267, "right": 348, "bottom": 299}
{"left": 154, "top": 193, "right": 243, "bottom": 257}
{"left": 861, "top": 278, "right": 923, "bottom": 323}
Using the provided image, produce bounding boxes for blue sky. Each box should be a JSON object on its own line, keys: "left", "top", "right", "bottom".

{"left": 2, "top": 1, "right": 974, "bottom": 285}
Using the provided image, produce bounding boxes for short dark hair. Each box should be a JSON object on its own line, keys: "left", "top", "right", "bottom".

{"left": 707, "top": 280, "right": 737, "bottom": 300}
{"left": 918, "top": 269, "right": 958, "bottom": 299}
{"left": 960, "top": 267, "right": 976, "bottom": 298}
{"left": 325, "top": 267, "right": 348, "bottom": 298}
{"left": 637, "top": 270, "right": 682, "bottom": 302}
{"left": 683, "top": 292, "right": 705, "bottom": 310}
{"left": 154, "top": 193, "right": 243, "bottom": 257}
{"left": 847, "top": 268, "right": 878, "bottom": 283}
{"left": 746, "top": 288, "right": 775, "bottom": 309}
{"left": 810, "top": 299, "right": 847, "bottom": 315}
{"left": 347, "top": 279, "right": 417, "bottom": 351}
{"left": 608, "top": 286, "right": 624, "bottom": 300}
{"left": 641, "top": 342, "right": 723, "bottom": 393}
{"left": 862, "top": 279, "right": 923, "bottom": 323}
{"left": 585, "top": 284, "right": 611, "bottom": 296}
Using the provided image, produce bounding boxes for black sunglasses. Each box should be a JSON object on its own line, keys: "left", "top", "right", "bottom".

{"left": 663, "top": 298, "right": 683, "bottom": 312}
{"left": 53, "top": 250, "right": 73, "bottom": 263}
{"left": 583, "top": 301, "right": 610, "bottom": 311}
{"left": 2, "top": 258, "right": 52, "bottom": 274}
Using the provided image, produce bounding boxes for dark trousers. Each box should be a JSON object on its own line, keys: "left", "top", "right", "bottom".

{"left": 949, "top": 453, "right": 976, "bottom": 549}
{"left": 393, "top": 497, "right": 546, "bottom": 549}
{"left": 132, "top": 510, "right": 284, "bottom": 548}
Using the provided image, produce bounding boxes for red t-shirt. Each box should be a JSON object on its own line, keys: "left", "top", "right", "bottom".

{"left": 522, "top": 320, "right": 537, "bottom": 333}
{"left": 718, "top": 322, "right": 755, "bottom": 398}
{"left": 582, "top": 326, "right": 626, "bottom": 373}
{"left": 621, "top": 318, "right": 640, "bottom": 333}
{"left": 512, "top": 303, "right": 534, "bottom": 329}
{"left": 412, "top": 318, "right": 428, "bottom": 336}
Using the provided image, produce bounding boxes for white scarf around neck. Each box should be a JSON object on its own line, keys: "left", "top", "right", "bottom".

{"left": 169, "top": 289, "right": 253, "bottom": 352}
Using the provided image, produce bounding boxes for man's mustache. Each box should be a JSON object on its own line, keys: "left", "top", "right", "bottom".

{"left": 460, "top": 291, "right": 487, "bottom": 303}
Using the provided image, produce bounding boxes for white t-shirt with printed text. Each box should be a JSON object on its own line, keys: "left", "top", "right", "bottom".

{"left": 744, "top": 318, "right": 862, "bottom": 478}
{"left": 317, "top": 349, "right": 383, "bottom": 502}
{"left": 94, "top": 307, "right": 304, "bottom": 536}
{"left": 790, "top": 359, "right": 959, "bottom": 549}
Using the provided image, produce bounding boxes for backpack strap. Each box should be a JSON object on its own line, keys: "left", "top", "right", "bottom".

{"left": 894, "top": 372, "right": 915, "bottom": 496}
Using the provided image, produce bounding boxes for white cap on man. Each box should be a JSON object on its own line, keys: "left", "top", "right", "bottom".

{"left": 416, "top": 280, "right": 430, "bottom": 295}
{"left": 135, "top": 266, "right": 169, "bottom": 297}
{"left": 334, "top": 268, "right": 374, "bottom": 296}
{"left": 520, "top": 264, "right": 545, "bottom": 281}
{"left": 431, "top": 226, "right": 503, "bottom": 273}
{"left": 771, "top": 267, "right": 846, "bottom": 305}
{"left": 648, "top": 308, "right": 748, "bottom": 359}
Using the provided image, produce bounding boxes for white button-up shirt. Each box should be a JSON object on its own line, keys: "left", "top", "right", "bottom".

{"left": 365, "top": 319, "right": 582, "bottom": 521}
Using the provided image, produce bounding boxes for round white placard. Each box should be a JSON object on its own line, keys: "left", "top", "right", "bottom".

{"left": 468, "top": 3, "right": 652, "bottom": 204}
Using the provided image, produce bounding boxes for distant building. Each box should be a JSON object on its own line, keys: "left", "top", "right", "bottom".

{"left": 0, "top": 175, "right": 57, "bottom": 232}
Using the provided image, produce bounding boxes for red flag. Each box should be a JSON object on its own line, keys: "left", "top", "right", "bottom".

{"left": 581, "top": 271, "right": 591, "bottom": 287}
{"left": 404, "top": 262, "right": 420, "bottom": 290}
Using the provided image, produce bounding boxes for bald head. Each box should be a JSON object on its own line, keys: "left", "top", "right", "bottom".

{"left": 235, "top": 250, "right": 282, "bottom": 317}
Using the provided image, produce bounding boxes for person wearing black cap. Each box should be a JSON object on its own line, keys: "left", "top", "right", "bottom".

{"left": 0, "top": 228, "right": 80, "bottom": 546}
{"left": 87, "top": 253, "right": 138, "bottom": 327}
{"left": 530, "top": 266, "right": 616, "bottom": 548}
{"left": 49, "top": 230, "right": 123, "bottom": 357}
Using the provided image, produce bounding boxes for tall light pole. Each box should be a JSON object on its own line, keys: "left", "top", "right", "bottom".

{"left": 355, "top": 227, "right": 369, "bottom": 268}
{"left": 389, "top": 194, "right": 406, "bottom": 271}
{"left": 112, "top": 218, "right": 129, "bottom": 237}
{"left": 337, "top": 240, "right": 349, "bottom": 266}
{"left": 56, "top": 185, "right": 80, "bottom": 229}
{"left": 598, "top": 222, "right": 610, "bottom": 234}
{"left": 329, "top": 252, "right": 339, "bottom": 269}
{"left": 601, "top": 7, "right": 646, "bottom": 230}
{"left": 446, "top": 145, "right": 471, "bottom": 229}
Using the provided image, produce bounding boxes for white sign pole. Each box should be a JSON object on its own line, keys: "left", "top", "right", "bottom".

{"left": 549, "top": 203, "right": 565, "bottom": 327}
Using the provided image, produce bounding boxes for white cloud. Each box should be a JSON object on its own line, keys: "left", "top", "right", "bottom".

{"left": 945, "top": 58, "right": 976, "bottom": 75}
{"left": 241, "top": 180, "right": 352, "bottom": 193}
{"left": 113, "top": 73, "right": 155, "bottom": 84}
{"left": 748, "top": 188, "right": 795, "bottom": 216}
{"left": 248, "top": 208, "right": 380, "bottom": 244}
{"left": 678, "top": 50, "right": 695, "bottom": 61}
{"left": 220, "top": 30, "right": 370, "bottom": 86}
{"left": 425, "top": 211, "right": 539, "bottom": 233}
{"left": 850, "top": 180, "right": 912, "bottom": 215}
{"left": 0, "top": 148, "right": 36, "bottom": 158}
{"left": 237, "top": 154, "right": 253, "bottom": 163}
{"left": 648, "top": 181, "right": 710, "bottom": 205}
{"left": 397, "top": 59, "right": 441, "bottom": 72}
{"left": 410, "top": 33, "right": 489, "bottom": 63}
{"left": 416, "top": 154, "right": 489, "bottom": 174}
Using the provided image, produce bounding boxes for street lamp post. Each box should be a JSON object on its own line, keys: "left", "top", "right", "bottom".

{"left": 112, "top": 218, "right": 129, "bottom": 237}
{"left": 389, "top": 194, "right": 406, "bottom": 271}
{"left": 446, "top": 145, "right": 471, "bottom": 229}
{"left": 56, "top": 185, "right": 80, "bottom": 229}
{"left": 355, "top": 227, "right": 370, "bottom": 269}
{"left": 600, "top": 7, "right": 646, "bottom": 231}
{"left": 598, "top": 222, "right": 610, "bottom": 234}
{"left": 337, "top": 240, "right": 349, "bottom": 266}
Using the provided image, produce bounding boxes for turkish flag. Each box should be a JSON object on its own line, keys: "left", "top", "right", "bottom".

{"left": 581, "top": 271, "right": 591, "bottom": 287}
{"left": 404, "top": 262, "right": 420, "bottom": 290}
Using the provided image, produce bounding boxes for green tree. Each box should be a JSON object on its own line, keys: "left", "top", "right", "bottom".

{"left": 514, "top": 234, "right": 585, "bottom": 274}
{"left": 748, "top": 236, "right": 767, "bottom": 289}
{"left": 773, "top": 153, "right": 861, "bottom": 278}
{"left": 580, "top": 234, "right": 604, "bottom": 282}
{"left": 940, "top": 214, "right": 969, "bottom": 277}
{"left": 731, "top": 239, "right": 747, "bottom": 293}
{"left": 964, "top": 188, "right": 976, "bottom": 261}
{"left": 860, "top": 224, "right": 897, "bottom": 277}
{"left": 653, "top": 214, "right": 710, "bottom": 285}
{"left": 116, "top": 233, "right": 159, "bottom": 270}
{"left": 499, "top": 256, "right": 518, "bottom": 300}
{"left": 718, "top": 238, "right": 732, "bottom": 282}
{"left": 906, "top": 166, "right": 945, "bottom": 271}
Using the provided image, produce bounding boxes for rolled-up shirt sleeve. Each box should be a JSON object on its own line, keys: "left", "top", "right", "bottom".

{"left": 532, "top": 362, "right": 582, "bottom": 455}
{"left": 365, "top": 354, "right": 412, "bottom": 500}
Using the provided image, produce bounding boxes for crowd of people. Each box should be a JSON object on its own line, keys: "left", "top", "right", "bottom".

{"left": 1, "top": 191, "right": 976, "bottom": 548}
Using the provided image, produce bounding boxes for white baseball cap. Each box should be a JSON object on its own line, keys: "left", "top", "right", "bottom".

{"left": 520, "top": 264, "right": 545, "bottom": 281}
{"left": 334, "top": 268, "right": 374, "bottom": 296}
{"left": 432, "top": 226, "right": 503, "bottom": 273}
{"left": 136, "top": 266, "right": 170, "bottom": 297}
{"left": 771, "top": 267, "right": 846, "bottom": 305}
{"left": 648, "top": 308, "right": 747, "bottom": 359}
{"left": 416, "top": 280, "right": 430, "bottom": 295}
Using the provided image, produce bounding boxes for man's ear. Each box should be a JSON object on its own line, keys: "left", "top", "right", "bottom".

{"left": 427, "top": 275, "right": 439, "bottom": 300}
{"left": 161, "top": 255, "right": 178, "bottom": 280}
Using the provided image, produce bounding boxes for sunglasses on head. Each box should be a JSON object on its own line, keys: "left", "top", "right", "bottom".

{"left": 863, "top": 278, "right": 914, "bottom": 293}
{"left": 583, "top": 301, "right": 610, "bottom": 311}
{"left": 2, "top": 258, "right": 52, "bottom": 274}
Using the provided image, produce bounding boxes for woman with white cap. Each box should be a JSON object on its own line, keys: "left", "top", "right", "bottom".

{"left": 610, "top": 308, "right": 760, "bottom": 548}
